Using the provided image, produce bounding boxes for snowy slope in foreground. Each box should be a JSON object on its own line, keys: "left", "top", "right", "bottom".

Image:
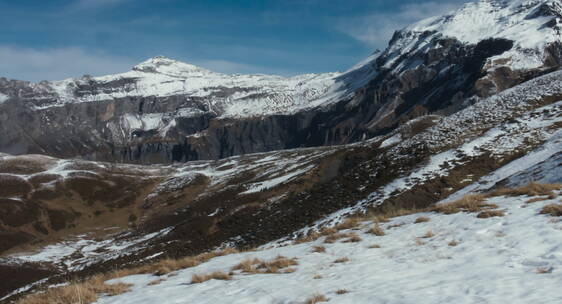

{"left": 96, "top": 193, "right": 562, "bottom": 304}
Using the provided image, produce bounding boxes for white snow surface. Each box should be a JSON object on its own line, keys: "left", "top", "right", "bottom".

{"left": 96, "top": 193, "right": 562, "bottom": 304}
{"left": 0, "top": 92, "right": 8, "bottom": 104}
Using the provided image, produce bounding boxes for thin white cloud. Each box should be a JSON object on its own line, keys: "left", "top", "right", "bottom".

{"left": 70, "top": 0, "right": 129, "bottom": 11}
{"left": 0, "top": 46, "right": 136, "bottom": 82}
{"left": 194, "top": 59, "right": 295, "bottom": 76}
{"left": 0, "top": 46, "right": 298, "bottom": 82}
{"left": 338, "top": 1, "right": 465, "bottom": 49}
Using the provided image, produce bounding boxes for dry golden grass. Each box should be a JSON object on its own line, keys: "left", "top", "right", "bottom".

{"left": 232, "top": 257, "right": 264, "bottom": 273}
{"left": 367, "top": 223, "right": 385, "bottom": 236}
{"left": 368, "top": 244, "right": 381, "bottom": 249}
{"left": 312, "top": 246, "right": 326, "bottom": 253}
{"left": 491, "top": 183, "right": 562, "bottom": 197}
{"left": 18, "top": 276, "right": 131, "bottom": 304}
{"left": 304, "top": 293, "right": 328, "bottom": 304}
{"left": 536, "top": 267, "right": 553, "bottom": 274}
{"left": 414, "top": 216, "right": 431, "bottom": 223}
{"left": 150, "top": 248, "right": 238, "bottom": 276}
{"left": 432, "top": 194, "right": 495, "bottom": 214}
{"left": 526, "top": 197, "right": 549, "bottom": 204}
{"left": 421, "top": 230, "right": 435, "bottom": 238}
{"left": 191, "top": 271, "right": 231, "bottom": 284}
{"left": 342, "top": 233, "right": 362, "bottom": 243}
{"left": 373, "top": 215, "right": 390, "bottom": 223}
{"left": 477, "top": 209, "right": 506, "bottom": 218}
{"left": 147, "top": 278, "right": 165, "bottom": 286}
{"left": 313, "top": 274, "right": 322, "bottom": 279}
{"left": 294, "top": 227, "right": 339, "bottom": 244}
{"left": 333, "top": 257, "right": 350, "bottom": 263}
{"left": 335, "top": 289, "right": 349, "bottom": 295}
{"left": 232, "top": 255, "right": 298, "bottom": 274}
{"left": 324, "top": 232, "right": 355, "bottom": 244}
{"left": 19, "top": 248, "right": 240, "bottom": 304}
{"left": 387, "top": 222, "right": 405, "bottom": 229}
{"left": 294, "top": 232, "right": 323, "bottom": 244}
{"left": 335, "top": 217, "right": 362, "bottom": 230}
{"left": 448, "top": 240, "right": 459, "bottom": 247}
{"left": 371, "top": 208, "right": 428, "bottom": 221}
{"left": 540, "top": 204, "right": 562, "bottom": 216}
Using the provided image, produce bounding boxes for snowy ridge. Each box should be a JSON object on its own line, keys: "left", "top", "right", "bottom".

{"left": 19, "top": 56, "right": 347, "bottom": 118}
{"left": 383, "top": 0, "right": 561, "bottom": 70}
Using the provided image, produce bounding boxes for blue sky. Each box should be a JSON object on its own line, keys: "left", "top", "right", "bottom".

{"left": 0, "top": 0, "right": 466, "bottom": 81}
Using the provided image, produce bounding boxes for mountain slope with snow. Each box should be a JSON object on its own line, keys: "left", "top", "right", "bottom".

{"left": 3, "top": 64, "right": 562, "bottom": 302}
{"left": 1, "top": 0, "right": 561, "bottom": 163}
{"left": 2, "top": 0, "right": 562, "bottom": 302}
{"left": 29, "top": 189, "right": 562, "bottom": 304}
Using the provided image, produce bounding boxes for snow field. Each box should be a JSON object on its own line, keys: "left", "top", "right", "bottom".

{"left": 96, "top": 192, "right": 562, "bottom": 304}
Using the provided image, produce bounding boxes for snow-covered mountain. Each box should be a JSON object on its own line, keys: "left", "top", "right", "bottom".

{"left": 2, "top": 0, "right": 562, "bottom": 302}
{"left": 8, "top": 56, "right": 345, "bottom": 117}
{"left": 1, "top": 0, "right": 560, "bottom": 164}
{"left": 2, "top": 52, "right": 562, "bottom": 302}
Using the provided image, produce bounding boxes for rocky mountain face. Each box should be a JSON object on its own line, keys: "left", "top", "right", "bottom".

{"left": 1, "top": 0, "right": 560, "bottom": 163}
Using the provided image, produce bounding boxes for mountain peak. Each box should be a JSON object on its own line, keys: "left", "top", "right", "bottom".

{"left": 132, "top": 56, "right": 212, "bottom": 76}
{"left": 387, "top": 0, "right": 562, "bottom": 71}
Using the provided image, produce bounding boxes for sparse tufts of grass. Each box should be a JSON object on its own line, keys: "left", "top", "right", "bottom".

{"left": 333, "top": 257, "right": 350, "bottom": 263}
{"left": 18, "top": 276, "right": 132, "bottom": 304}
{"left": 148, "top": 278, "right": 165, "bottom": 286}
{"left": 232, "top": 255, "right": 298, "bottom": 274}
{"left": 526, "top": 197, "right": 549, "bottom": 204}
{"left": 368, "top": 244, "right": 381, "bottom": 249}
{"left": 312, "top": 246, "right": 326, "bottom": 253}
{"left": 324, "top": 232, "right": 354, "bottom": 244}
{"left": 342, "top": 234, "right": 362, "bottom": 243}
{"left": 414, "top": 216, "right": 431, "bottom": 223}
{"left": 540, "top": 204, "right": 562, "bottom": 217}
{"left": 304, "top": 293, "right": 328, "bottom": 304}
{"left": 491, "top": 183, "right": 562, "bottom": 197}
{"left": 335, "top": 289, "right": 349, "bottom": 295}
{"left": 432, "top": 194, "right": 495, "bottom": 214}
{"left": 367, "top": 223, "right": 385, "bottom": 236}
{"left": 536, "top": 267, "right": 553, "bottom": 274}
{"left": 313, "top": 274, "right": 322, "bottom": 279}
{"left": 335, "top": 217, "right": 362, "bottom": 230}
{"left": 191, "top": 271, "right": 231, "bottom": 284}
{"left": 448, "top": 240, "right": 459, "bottom": 247}
{"left": 477, "top": 209, "right": 505, "bottom": 218}
{"left": 421, "top": 230, "right": 435, "bottom": 238}
{"left": 19, "top": 248, "right": 242, "bottom": 303}
{"left": 387, "top": 222, "right": 404, "bottom": 229}
{"left": 232, "top": 257, "right": 264, "bottom": 273}
{"left": 148, "top": 248, "right": 239, "bottom": 276}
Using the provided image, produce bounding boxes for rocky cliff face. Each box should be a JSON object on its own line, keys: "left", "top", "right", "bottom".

{"left": 1, "top": 0, "right": 560, "bottom": 164}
